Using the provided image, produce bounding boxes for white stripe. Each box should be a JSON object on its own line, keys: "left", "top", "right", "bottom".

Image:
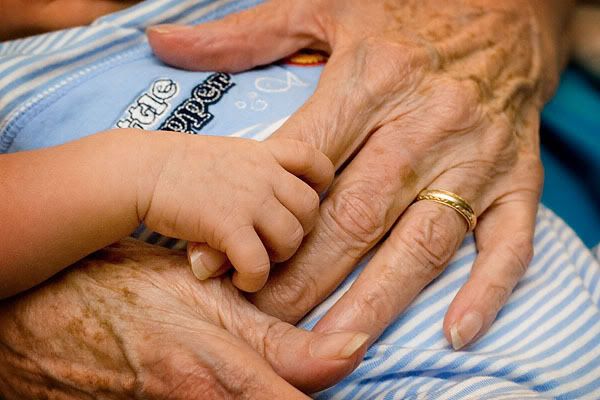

{"left": 253, "top": 117, "right": 289, "bottom": 141}
{"left": 437, "top": 378, "right": 545, "bottom": 400}
{"left": 351, "top": 229, "right": 571, "bottom": 398}
{"left": 0, "top": 55, "right": 29, "bottom": 82}
{"left": 18, "top": 34, "right": 48, "bottom": 55}
{"left": 46, "top": 28, "right": 84, "bottom": 53}
{"left": 439, "top": 291, "right": 591, "bottom": 391}
{"left": 0, "top": 39, "right": 143, "bottom": 137}
{"left": 11, "top": 38, "right": 34, "bottom": 54}
{"left": 0, "top": 38, "right": 142, "bottom": 119}
{"left": 177, "top": 0, "right": 242, "bottom": 25}
{"left": 109, "top": 0, "right": 187, "bottom": 26}
{"left": 226, "top": 123, "right": 264, "bottom": 138}
{"left": 588, "top": 385, "right": 600, "bottom": 400}
{"left": 0, "top": 30, "right": 136, "bottom": 94}
{"left": 25, "top": 35, "right": 54, "bottom": 55}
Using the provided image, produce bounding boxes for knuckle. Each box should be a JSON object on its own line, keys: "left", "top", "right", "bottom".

{"left": 353, "top": 38, "right": 427, "bottom": 99}
{"left": 352, "top": 274, "right": 399, "bottom": 327}
{"left": 245, "top": 259, "right": 270, "bottom": 275}
{"left": 263, "top": 269, "right": 319, "bottom": 323}
{"left": 425, "top": 78, "right": 483, "bottom": 133}
{"left": 134, "top": 356, "right": 229, "bottom": 399}
{"left": 261, "top": 321, "right": 293, "bottom": 367}
{"left": 324, "top": 187, "right": 388, "bottom": 251}
{"left": 271, "top": 224, "right": 304, "bottom": 262}
{"left": 504, "top": 234, "right": 533, "bottom": 276}
{"left": 222, "top": 223, "right": 253, "bottom": 250}
{"left": 289, "top": 223, "right": 305, "bottom": 246}
{"left": 210, "top": 361, "right": 259, "bottom": 399}
{"left": 476, "top": 119, "right": 517, "bottom": 162}
{"left": 289, "top": 139, "right": 315, "bottom": 166}
{"left": 394, "top": 209, "right": 460, "bottom": 279}
{"left": 485, "top": 282, "right": 512, "bottom": 312}
{"left": 302, "top": 189, "right": 321, "bottom": 218}
{"left": 521, "top": 156, "right": 544, "bottom": 189}
{"left": 354, "top": 292, "right": 389, "bottom": 329}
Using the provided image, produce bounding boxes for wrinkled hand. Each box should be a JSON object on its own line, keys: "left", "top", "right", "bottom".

{"left": 138, "top": 134, "right": 333, "bottom": 292}
{"left": 0, "top": 239, "right": 368, "bottom": 399}
{"left": 148, "top": 0, "right": 570, "bottom": 349}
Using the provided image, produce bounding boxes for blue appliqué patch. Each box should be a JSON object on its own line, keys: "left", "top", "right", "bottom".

{"left": 160, "top": 73, "right": 234, "bottom": 134}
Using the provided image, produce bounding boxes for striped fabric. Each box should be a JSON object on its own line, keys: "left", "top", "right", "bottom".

{"left": 0, "top": 0, "right": 264, "bottom": 151}
{"left": 1, "top": 1, "right": 599, "bottom": 398}
{"left": 302, "top": 206, "right": 600, "bottom": 399}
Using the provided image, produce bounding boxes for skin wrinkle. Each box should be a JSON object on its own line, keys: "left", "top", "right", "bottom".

{"left": 254, "top": 264, "right": 321, "bottom": 322}
{"left": 233, "top": 0, "right": 562, "bottom": 343}
{"left": 2, "top": 237, "right": 314, "bottom": 399}
{"left": 0, "top": 306, "right": 77, "bottom": 396}
{"left": 79, "top": 259, "right": 225, "bottom": 398}
{"left": 164, "top": 364, "right": 212, "bottom": 399}
{"left": 61, "top": 279, "right": 136, "bottom": 396}
{"left": 0, "top": 0, "right": 575, "bottom": 397}
{"left": 379, "top": 1, "right": 543, "bottom": 123}
{"left": 77, "top": 257, "right": 206, "bottom": 396}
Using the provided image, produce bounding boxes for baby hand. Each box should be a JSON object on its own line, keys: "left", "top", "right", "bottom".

{"left": 139, "top": 134, "right": 334, "bottom": 292}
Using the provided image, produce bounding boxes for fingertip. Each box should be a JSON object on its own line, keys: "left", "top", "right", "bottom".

{"left": 188, "top": 243, "right": 229, "bottom": 281}
{"left": 147, "top": 24, "right": 195, "bottom": 36}
{"left": 232, "top": 269, "right": 270, "bottom": 293}
{"left": 309, "top": 331, "right": 370, "bottom": 360}
{"left": 147, "top": 23, "right": 244, "bottom": 71}
{"left": 445, "top": 310, "right": 484, "bottom": 351}
{"left": 311, "top": 151, "right": 335, "bottom": 194}
{"left": 146, "top": 24, "right": 197, "bottom": 64}
{"left": 266, "top": 324, "right": 369, "bottom": 393}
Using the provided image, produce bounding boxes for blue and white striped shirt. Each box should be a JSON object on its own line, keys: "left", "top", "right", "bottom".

{"left": 1, "top": 1, "right": 598, "bottom": 398}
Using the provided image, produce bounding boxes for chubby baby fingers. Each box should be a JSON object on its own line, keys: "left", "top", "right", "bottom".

{"left": 222, "top": 225, "right": 271, "bottom": 293}
{"left": 274, "top": 173, "right": 321, "bottom": 235}
{"left": 265, "top": 138, "right": 334, "bottom": 193}
{"left": 255, "top": 199, "right": 305, "bottom": 263}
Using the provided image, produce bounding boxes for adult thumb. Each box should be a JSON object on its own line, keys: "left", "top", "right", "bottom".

{"left": 147, "top": 0, "right": 327, "bottom": 72}
{"left": 245, "top": 318, "right": 369, "bottom": 393}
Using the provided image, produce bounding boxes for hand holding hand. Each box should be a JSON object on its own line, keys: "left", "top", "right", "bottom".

{"left": 139, "top": 134, "right": 333, "bottom": 292}
{"left": 148, "top": 0, "right": 571, "bottom": 349}
{"left": 0, "top": 239, "right": 367, "bottom": 399}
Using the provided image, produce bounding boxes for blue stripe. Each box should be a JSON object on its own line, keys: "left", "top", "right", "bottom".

{"left": 0, "top": 0, "right": 599, "bottom": 397}
{"left": 0, "top": 0, "right": 265, "bottom": 141}
{"left": 429, "top": 288, "right": 592, "bottom": 386}
{"left": 344, "top": 225, "right": 570, "bottom": 399}
{"left": 0, "top": 32, "right": 140, "bottom": 99}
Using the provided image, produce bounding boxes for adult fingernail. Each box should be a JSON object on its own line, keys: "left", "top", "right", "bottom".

{"left": 310, "top": 332, "right": 370, "bottom": 360}
{"left": 147, "top": 24, "right": 194, "bottom": 35}
{"left": 188, "top": 246, "right": 226, "bottom": 281}
{"left": 189, "top": 249, "right": 212, "bottom": 280}
{"left": 450, "top": 311, "right": 483, "bottom": 350}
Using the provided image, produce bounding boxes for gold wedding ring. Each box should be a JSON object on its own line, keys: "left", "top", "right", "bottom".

{"left": 416, "top": 189, "right": 477, "bottom": 231}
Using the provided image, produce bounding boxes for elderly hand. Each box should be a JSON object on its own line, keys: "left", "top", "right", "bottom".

{"left": 148, "top": 0, "right": 572, "bottom": 350}
{"left": 0, "top": 239, "right": 368, "bottom": 399}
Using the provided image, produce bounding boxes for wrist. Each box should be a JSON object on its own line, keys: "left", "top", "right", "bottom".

{"left": 131, "top": 129, "right": 184, "bottom": 224}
